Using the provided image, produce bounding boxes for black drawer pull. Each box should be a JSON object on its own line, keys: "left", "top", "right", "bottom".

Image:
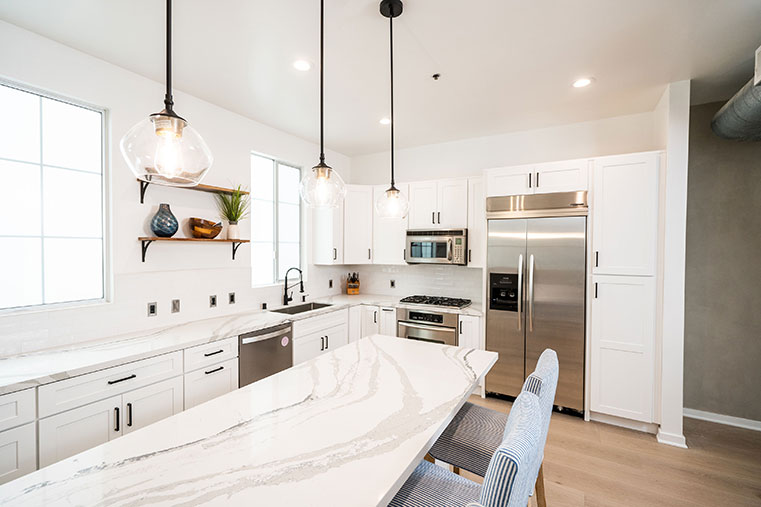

{"left": 205, "top": 366, "right": 224, "bottom": 375}
{"left": 127, "top": 402, "right": 133, "bottom": 427}
{"left": 108, "top": 374, "right": 136, "bottom": 385}
{"left": 114, "top": 407, "right": 120, "bottom": 432}
{"left": 204, "top": 349, "right": 223, "bottom": 357}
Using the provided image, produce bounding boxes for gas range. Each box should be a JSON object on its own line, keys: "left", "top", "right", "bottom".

{"left": 399, "top": 295, "right": 472, "bottom": 309}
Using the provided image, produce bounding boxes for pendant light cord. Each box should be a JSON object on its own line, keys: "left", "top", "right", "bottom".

{"left": 389, "top": 14, "right": 395, "bottom": 187}
{"left": 319, "top": 0, "right": 326, "bottom": 164}
{"left": 164, "top": 0, "right": 174, "bottom": 113}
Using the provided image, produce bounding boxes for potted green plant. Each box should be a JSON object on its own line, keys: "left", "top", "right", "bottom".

{"left": 215, "top": 185, "right": 250, "bottom": 240}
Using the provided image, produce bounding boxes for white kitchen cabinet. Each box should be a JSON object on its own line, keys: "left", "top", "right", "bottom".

{"left": 348, "top": 305, "right": 362, "bottom": 343}
{"left": 122, "top": 376, "right": 183, "bottom": 435}
{"left": 0, "top": 388, "right": 35, "bottom": 433}
{"left": 437, "top": 178, "right": 469, "bottom": 228}
{"left": 379, "top": 307, "right": 397, "bottom": 336}
{"left": 592, "top": 152, "right": 659, "bottom": 276}
{"left": 0, "top": 423, "right": 36, "bottom": 485}
{"left": 590, "top": 275, "right": 655, "bottom": 423}
{"left": 312, "top": 202, "right": 344, "bottom": 265}
{"left": 361, "top": 305, "right": 380, "bottom": 338}
{"left": 183, "top": 337, "right": 238, "bottom": 373}
{"left": 293, "top": 324, "right": 348, "bottom": 364}
{"left": 534, "top": 159, "right": 589, "bottom": 194}
{"left": 39, "top": 395, "right": 122, "bottom": 467}
{"left": 485, "top": 165, "right": 533, "bottom": 197}
{"left": 467, "top": 176, "right": 485, "bottom": 268}
{"left": 184, "top": 358, "right": 238, "bottom": 410}
{"left": 343, "top": 185, "right": 374, "bottom": 264}
{"left": 408, "top": 181, "right": 439, "bottom": 229}
{"left": 372, "top": 184, "right": 409, "bottom": 265}
{"left": 457, "top": 315, "right": 481, "bottom": 349}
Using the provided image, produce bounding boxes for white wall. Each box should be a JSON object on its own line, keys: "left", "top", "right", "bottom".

{"left": 350, "top": 111, "right": 659, "bottom": 184}
{"left": 0, "top": 21, "right": 349, "bottom": 356}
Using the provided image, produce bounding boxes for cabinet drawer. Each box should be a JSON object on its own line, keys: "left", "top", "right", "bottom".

{"left": 0, "top": 388, "right": 36, "bottom": 433}
{"left": 184, "top": 337, "right": 238, "bottom": 373}
{"left": 184, "top": 358, "right": 239, "bottom": 410}
{"left": 293, "top": 324, "right": 348, "bottom": 365}
{"left": 292, "top": 308, "right": 349, "bottom": 338}
{"left": 38, "top": 351, "right": 183, "bottom": 418}
{"left": 0, "top": 422, "right": 36, "bottom": 485}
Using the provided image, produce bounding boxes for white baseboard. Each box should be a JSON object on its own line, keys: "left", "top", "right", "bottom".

{"left": 589, "top": 411, "right": 659, "bottom": 434}
{"left": 684, "top": 408, "right": 761, "bottom": 432}
{"left": 656, "top": 429, "right": 688, "bottom": 448}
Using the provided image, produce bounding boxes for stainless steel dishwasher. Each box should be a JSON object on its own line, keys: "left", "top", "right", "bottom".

{"left": 239, "top": 323, "right": 293, "bottom": 387}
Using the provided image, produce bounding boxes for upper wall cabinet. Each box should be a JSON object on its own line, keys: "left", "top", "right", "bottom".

{"left": 373, "top": 184, "right": 408, "bottom": 265}
{"left": 312, "top": 201, "right": 344, "bottom": 265}
{"left": 409, "top": 178, "right": 468, "bottom": 229}
{"left": 485, "top": 160, "right": 588, "bottom": 197}
{"left": 592, "top": 152, "right": 659, "bottom": 276}
{"left": 343, "top": 185, "right": 374, "bottom": 264}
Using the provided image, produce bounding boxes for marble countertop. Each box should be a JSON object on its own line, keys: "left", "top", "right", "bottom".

{"left": 0, "top": 294, "right": 483, "bottom": 395}
{"left": 0, "top": 336, "right": 498, "bottom": 506}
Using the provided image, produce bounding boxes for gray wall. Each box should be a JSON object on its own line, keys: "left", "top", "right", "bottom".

{"left": 685, "top": 101, "right": 761, "bottom": 421}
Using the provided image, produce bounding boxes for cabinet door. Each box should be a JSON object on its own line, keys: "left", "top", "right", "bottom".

{"left": 348, "top": 305, "right": 362, "bottom": 343}
{"left": 122, "top": 376, "right": 183, "bottom": 435}
{"left": 0, "top": 423, "right": 36, "bottom": 485}
{"left": 373, "top": 184, "right": 409, "bottom": 265}
{"left": 467, "top": 176, "right": 485, "bottom": 268}
{"left": 485, "top": 166, "right": 533, "bottom": 197}
{"left": 39, "top": 395, "right": 122, "bottom": 468}
{"left": 408, "top": 181, "right": 438, "bottom": 229}
{"left": 312, "top": 203, "right": 344, "bottom": 265}
{"left": 437, "top": 178, "right": 468, "bottom": 228}
{"left": 343, "top": 185, "right": 374, "bottom": 264}
{"left": 184, "top": 358, "right": 239, "bottom": 410}
{"left": 293, "top": 331, "right": 327, "bottom": 365}
{"left": 360, "top": 305, "right": 380, "bottom": 338}
{"left": 458, "top": 315, "right": 481, "bottom": 349}
{"left": 591, "top": 275, "right": 655, "bottom": 423}
{"left": 592, "top": 153, "right": 659, "bottom": 276}
{"left": 534, "top": 159, "right": 589, "bottom": 194}
{"left": 379, "top": 307, "right": 397, "bottom": 336}
{"left": 324, "top": 324, "right": 349, "bottom": 352}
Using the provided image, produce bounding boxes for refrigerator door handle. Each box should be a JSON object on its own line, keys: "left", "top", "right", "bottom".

{"left": 528, "top": 254, "right": 535, "bottom": 332}
{"left": 517, "top": 253, "right": 524, "bottom": 331}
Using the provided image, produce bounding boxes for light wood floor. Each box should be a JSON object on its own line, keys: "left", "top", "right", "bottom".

{"left": 464, "top": 395, "right": 761, "bottom": 506}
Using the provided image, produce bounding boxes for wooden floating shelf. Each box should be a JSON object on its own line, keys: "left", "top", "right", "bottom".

{"left": 138, "top": 179, "right": 249, "bottom": 204}
{"left": 138, "top": 237, "right": 250, "bottom": 262}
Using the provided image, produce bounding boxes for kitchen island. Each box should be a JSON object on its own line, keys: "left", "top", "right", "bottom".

{"left": 0, "top": 335, "right": 497, "bottom": 506}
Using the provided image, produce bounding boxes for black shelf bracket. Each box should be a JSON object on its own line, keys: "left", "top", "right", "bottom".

{"left": 139, "top": 180, "right": 150, "bottom": 204}
{"left": 141, "top": 239, "right": 154, "bottom": 262}
{"left": 232, "top": 242, "right": 242, "bottom": 260}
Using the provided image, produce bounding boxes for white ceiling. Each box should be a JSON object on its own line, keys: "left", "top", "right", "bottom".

{"left": 1, "top": 0, "right": 760, "bottom": 156}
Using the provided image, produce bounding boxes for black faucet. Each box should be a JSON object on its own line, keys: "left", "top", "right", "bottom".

{"left": 283, "top": 267, "right": 305, "bottom": 306}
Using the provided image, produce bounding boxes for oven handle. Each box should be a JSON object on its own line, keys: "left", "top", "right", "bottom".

{"left": 398, "top": 321, "right": 456, "bottom": 333}
{"left": 241, "top": 329, "right": 289, "bottom": 345}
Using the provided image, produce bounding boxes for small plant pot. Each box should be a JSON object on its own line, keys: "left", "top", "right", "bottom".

{"left": 227, "top": 221, "right": 240, "bottom": 240}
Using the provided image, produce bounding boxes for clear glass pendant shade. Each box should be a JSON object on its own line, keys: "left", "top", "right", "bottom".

{"left": 299, "top": 162, "right": 347, "bottom": 208}
{"left": 375, "top": 186, "right": 409, "bottom": 219}
{"left": 120, "top": 112, "right": 213, "bottom": 186}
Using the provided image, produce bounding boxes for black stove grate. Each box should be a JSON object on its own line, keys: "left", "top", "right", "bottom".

{"left": 399, "top": 295, "right": 472, "bottom": 309}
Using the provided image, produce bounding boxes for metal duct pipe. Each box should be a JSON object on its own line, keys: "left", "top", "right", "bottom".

{"left": 711, "top": 78, "right": 761, "bottom": 141}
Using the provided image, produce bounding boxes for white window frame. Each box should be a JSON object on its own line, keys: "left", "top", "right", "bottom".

{"left": 0, "top": 78, "right": 110, "bottom": 314}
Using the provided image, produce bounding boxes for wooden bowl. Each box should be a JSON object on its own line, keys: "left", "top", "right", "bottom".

{"left": 189, "top": 218, "right": 223, "bottom": 239}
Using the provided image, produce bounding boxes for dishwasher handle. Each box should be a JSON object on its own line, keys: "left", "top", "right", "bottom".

{"left": 241, "top": 327, "right": 291, "bottom": 345}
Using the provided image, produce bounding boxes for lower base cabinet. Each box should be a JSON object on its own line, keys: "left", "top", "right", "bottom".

{"left": 293, "top": 324, "right": 348, "bottom": 364}
{"left": 122, "top": 376, "right": 183, "bottom": 435}
{"left": 0, "top": 423, "right": 36, "bottom": 485}
{"left": 184, "top": 358, "right": 239, "bottom": 410}
{"left": 457, "top": 315, "right": 481, "bottom": 349}
{"left": 379, "top": 307, "right": 397, "bottom": 336}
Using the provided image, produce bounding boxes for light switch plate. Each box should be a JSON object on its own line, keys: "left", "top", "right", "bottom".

{"left": 147, "top": 302, "right": 157, "bottom": 317}
{"left": 171, "top": 299, "right": 180, "bottom": 313}
{"left": 209, "top": 295, "right": 217, "bottom": 308}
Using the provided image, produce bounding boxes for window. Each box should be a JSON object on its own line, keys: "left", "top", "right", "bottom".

{"left": 250, "top": 153, "right": 301, "bottom": 286}
{"left": 0, "top": 82, "right": 105, "bottom": 311}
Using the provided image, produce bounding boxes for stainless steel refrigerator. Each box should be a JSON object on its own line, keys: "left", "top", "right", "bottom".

{"left": 485, "top": 191, "right": 587, "bottom": 413}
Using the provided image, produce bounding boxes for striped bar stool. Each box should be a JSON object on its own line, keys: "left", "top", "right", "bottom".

{"left": 428, "top": 350, "right": 559, "bottom": 505}
{"left": 389, "top": 389, "right": 545, "bottom": 507}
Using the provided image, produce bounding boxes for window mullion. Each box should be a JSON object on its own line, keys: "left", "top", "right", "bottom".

{"left": 273, "top": 160, "right": 279, "bottom": 283}
{"left": 39, "top": 96, "right": 45, "bottom": 305}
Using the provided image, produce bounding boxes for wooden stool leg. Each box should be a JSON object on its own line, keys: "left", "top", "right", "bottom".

{"left": 424, "top": 453, "right": 435, "bottom": 463}
{"left": 535, "top": 463, "right": 547, "bottom": 507}
{"left": 452, "top": 466, "right": 460, "bottom": 475}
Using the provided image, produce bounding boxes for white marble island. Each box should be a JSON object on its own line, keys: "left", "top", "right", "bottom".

{"left": 0, "top": 336, "right": 497, "bottom": 506}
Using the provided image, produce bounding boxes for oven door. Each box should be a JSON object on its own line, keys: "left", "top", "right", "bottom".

{"left": 397, "top": 320, "right": 458, "bottom": 346}
{"left": 405, "top": 235, "right": 453, "bottom": 264}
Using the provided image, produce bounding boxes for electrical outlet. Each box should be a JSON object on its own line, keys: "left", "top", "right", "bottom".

{"left": 390, "top": 280, "right": 396, "bottom": 288}
{"left": 147, "top": 302, "right": 157, "bottom": 317}
{"left": 171, "top": 299, "right": 180, "bottom": 313}
{"left": 328, "top": 279, "right": 333, "bottom": 289}
{"left": 228, "top": 292, "right": 236, "bottom": 305}
{"left": 209, "top": 295, "right": 217, "bottom": 308}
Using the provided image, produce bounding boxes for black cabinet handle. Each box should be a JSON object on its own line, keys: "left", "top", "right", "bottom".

{"left": 437, "top": 211, "right": 441, "bottom": 224}
{"left": 459, "top": 321, "right": 463, "bottom": 334}
{"left": 108, "top": 374, "right": 136, "bottom": 385}
{"left": 594, "top": 283, "right": 598, "bottom": 299}
{"left": 127, "top": 403, "right": 133, "bottom": 427}
{"left": 536, "top": 172, "right": 540, "bottom": 187}
{"left": 368, "top": 248, "right": 371, "bottom": 260}
{"left": 469, "top": 249, "right": 472, "bottom": 263}
{"left": 333, "top": 247, "right": 337, "bottom": 260}
{"left": 205, "top": 366, "right": 224, "bottom": 375}
{"left": 374, "top": 311, "right": 377, "bottom": 324}
{"left": 326, "top": 335, "right": 329, "bottom": 349}
{"left": 528, "top": 173, "right": 532, "bottom": 188}
{"left": 595, "top": 251, "right": 599, "bottom": 267}
{"left": 432, "top": 211, "right": 435, "bottom": 224}
{"left": 204, "top": 349, "right": 223, "bottom": 357}
{"left": 320, "top": 336, "right": 324, "bottom": 351}
{"left": 114, "top": 407, "right": 120, "bottom": 432}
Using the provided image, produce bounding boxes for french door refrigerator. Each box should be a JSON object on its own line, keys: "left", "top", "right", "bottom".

{"left": 485, "top": 192, "right": 587, "bottom": 413}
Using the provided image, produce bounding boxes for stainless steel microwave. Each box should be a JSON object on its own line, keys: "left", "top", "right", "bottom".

{"left": 405, "top": 229, "right": 468, "bottom": 266}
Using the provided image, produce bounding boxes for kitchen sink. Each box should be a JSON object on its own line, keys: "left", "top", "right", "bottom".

{"left": 270, "top": 302, "right": 333, "bottom": 315}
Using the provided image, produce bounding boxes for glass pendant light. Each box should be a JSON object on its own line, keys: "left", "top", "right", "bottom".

{"left": 299, "top": 0, "right": 346, "bottom": 208}
{"left": 375, "top": 0, "right": 409, "bottom": 219}
{"left": 120, "top": 0, "right": 213, "bottom": 187}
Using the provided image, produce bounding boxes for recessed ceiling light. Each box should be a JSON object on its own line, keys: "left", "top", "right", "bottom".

{"left": 293, "top": 60, "right": 311, "bottom": 72}
{"left": 379, "top": 117, "right": 391, "bottom": 125}
{"left": 573, "top": 77, "right": 594, "bottom": 88}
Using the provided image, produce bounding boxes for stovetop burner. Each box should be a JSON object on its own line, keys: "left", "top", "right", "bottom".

{"left": 399, "top": 295, "right": 472, "bottom": 309}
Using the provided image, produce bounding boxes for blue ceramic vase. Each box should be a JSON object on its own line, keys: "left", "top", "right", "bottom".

{"left": 150, "top": 203, "right": 178, "bottom": 238}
